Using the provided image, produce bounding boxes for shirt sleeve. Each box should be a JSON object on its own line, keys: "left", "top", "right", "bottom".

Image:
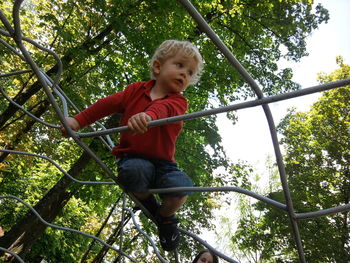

{"left": 74, "top": 84, "right": 137, "bottom": 128}
{"left": 145, "top": 95, "right": 188, "bottom": 120}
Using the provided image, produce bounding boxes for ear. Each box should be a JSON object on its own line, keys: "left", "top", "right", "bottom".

{"left": 152, "top": 60, "right": 161, "bottom": 75}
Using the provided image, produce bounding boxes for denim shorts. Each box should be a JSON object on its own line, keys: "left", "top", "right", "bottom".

{"left": 117, "top": 156, "right": 192, "bottom": 198}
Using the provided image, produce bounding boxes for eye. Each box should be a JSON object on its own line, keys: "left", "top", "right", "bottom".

{"left": 175, "top": 62, "right": 183, "bottom": 68}
{"left": 188, "top": 70, "right": 193, "bottom": 76}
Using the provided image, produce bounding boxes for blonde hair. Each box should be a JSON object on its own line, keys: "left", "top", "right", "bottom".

{"left": 150, "top": 40, "right": 203, "bottom": 85}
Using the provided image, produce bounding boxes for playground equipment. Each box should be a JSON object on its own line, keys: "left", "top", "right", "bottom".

{"left": 1, "top": 0, "right": 350, "bottom": 262}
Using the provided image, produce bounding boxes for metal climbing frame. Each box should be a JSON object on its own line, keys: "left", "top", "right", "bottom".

{"left": 0, "top": 0, "right": 350, "bottom": 262}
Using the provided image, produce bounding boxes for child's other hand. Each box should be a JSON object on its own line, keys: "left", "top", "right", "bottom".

{"left": 127, "top": 112, "right": 152, "bottom": 134}
{"left": 60, "top": 117, "right": 80, "bottom": 137}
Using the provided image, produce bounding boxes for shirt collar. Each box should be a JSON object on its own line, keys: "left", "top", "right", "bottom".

{"left": 143, "top": 79, "right": 181, "bottom": 99}
{"left": 144, "top": 79, "right": 155, "bottom": 91}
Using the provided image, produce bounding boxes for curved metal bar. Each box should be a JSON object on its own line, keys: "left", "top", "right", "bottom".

{"left": 0, "top": 86, "right": 60, "bottom": 129}
{"left": 262, "top": 105, "right": 305, "bottom": 259}
{"left": 124, "top": 208, "right": 168, "bottom": 263}
{"left": 0, "top": 149, "right": 116, "bottom": 185}
{"left": 296, "top": 204, "right": 350, "bottom": 220}
{"left": 0, "top": 35, "right": 25, "bottom": 60}
{"left": 0, "top": 247, "right": 25, "bottom": 263}
{"left": 180, "top": 4, "right": 262, "bottom": 96}
{"left": 77, "top": 78, "right": 350, "bottom": 138}
{"left": 34, "top": 70, "right": 115, "bottom": 151}
{"left": 149, "top": 186, "right": 287, "bottom": 211}
{"left": 0, "top": 195, "right": 138, "bottom": 263}
{"left": 39, "top": 71, "right": 68, "bottom": 117}
{"left": 12, "top": 1, "right": 24, "bottom": 40}
{"left": 94, "top": 121, "right": 115, "bottom": 149}
{"left": 0, "top": 69, "right": 32, "bottom": 78}
{"left": 9, "top": 4, "right": 119, "bottom": 184}
{"left": 0, "top": 32, "right": 114, "bottom": 150}
{"left": 0, "top": 10, "right": 15, "bottom": 35}
{"left": 179, "top": 228, "right": 239, "bottom": 263}
{"left": 0, "top": 82, "right": 113, "bottom": 150}
{"left": 12, "top": 0, "right": 62, "bottom": 90}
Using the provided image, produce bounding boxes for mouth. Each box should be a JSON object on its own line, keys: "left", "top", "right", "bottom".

{"left": 175, "top": 79, "right": 183, "bottom": 85}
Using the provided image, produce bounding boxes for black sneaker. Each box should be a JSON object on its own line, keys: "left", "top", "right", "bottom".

{"left": 157, "top": 215, "right": 180, "bottom": 251}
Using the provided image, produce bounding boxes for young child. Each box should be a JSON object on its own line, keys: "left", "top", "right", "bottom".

{"left": 61, "top": 40, "right": 203, "bottom": 251}
{"left": 192, "top": 249, "right": 219, "bottom": 263}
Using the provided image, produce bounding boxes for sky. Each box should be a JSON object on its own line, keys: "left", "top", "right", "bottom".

{"left": 204, "top": 0, "right": 350, "bottom": 259}
{"left": 217, "top": 0, "right": 350, "bottom": 178}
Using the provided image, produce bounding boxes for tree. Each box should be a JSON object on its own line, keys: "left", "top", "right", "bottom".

{"left": 0, "top": 0, "right": 329, "bottom": 261}
{"left": 215, "top": 156, "right": 281, "bottom": 263}
{"left": 231, "top": 58, "right": 350, "bottom": 262}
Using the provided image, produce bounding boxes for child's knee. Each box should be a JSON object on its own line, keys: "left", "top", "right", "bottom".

{"left": 117, "top": 157, "right": 154, "bottom": 191}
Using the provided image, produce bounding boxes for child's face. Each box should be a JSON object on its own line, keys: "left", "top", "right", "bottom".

{"left": 153, "top": 52, "right": 198, "bottom": 94}
{"left": 196, "top": 252, "right": 214, "bottom": 263}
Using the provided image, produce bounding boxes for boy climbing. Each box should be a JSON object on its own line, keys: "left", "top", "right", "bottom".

{"left": 61, "top": 40, "right": 203, "bottom": 251}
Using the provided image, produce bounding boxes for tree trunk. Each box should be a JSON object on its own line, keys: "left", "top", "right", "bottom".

{"left": 0, "top": 148, "right": 89, "bottom": 259}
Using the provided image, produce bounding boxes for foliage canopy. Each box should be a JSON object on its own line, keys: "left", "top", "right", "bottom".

{"left": 0, "top": 0, "right": 330, "bottom": 261}
{"left": 231, "top": 58, "right": 350, "bottom": 262}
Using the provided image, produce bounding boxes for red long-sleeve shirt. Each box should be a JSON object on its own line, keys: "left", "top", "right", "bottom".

{"left": 74, "top": 80, "right": 188, "bottom": 162}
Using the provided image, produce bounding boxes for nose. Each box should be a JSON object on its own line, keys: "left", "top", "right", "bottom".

{"left": 180, "top": 69, "right": 188, "bottom": 79}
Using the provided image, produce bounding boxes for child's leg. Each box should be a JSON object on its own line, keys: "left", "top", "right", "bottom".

{"left": 134, "top": 193, "right": 160, "bottom": 218}
{"left": 153, "top": 160, "right": 192, "bottom": 251}
{"left": 117, "top": 157, "right": 160, "bottom": 216}
{"left": 133, "top": 192, "right": 152, "bottom": 200}
{"left": 156, "top": 196, "right": 188, "bottom": 251}
{"left": 154, "top": 159, "right": 192, "bottom": 217}
{"left": 159, "top": 195, "right": 187, "bottom": 217}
